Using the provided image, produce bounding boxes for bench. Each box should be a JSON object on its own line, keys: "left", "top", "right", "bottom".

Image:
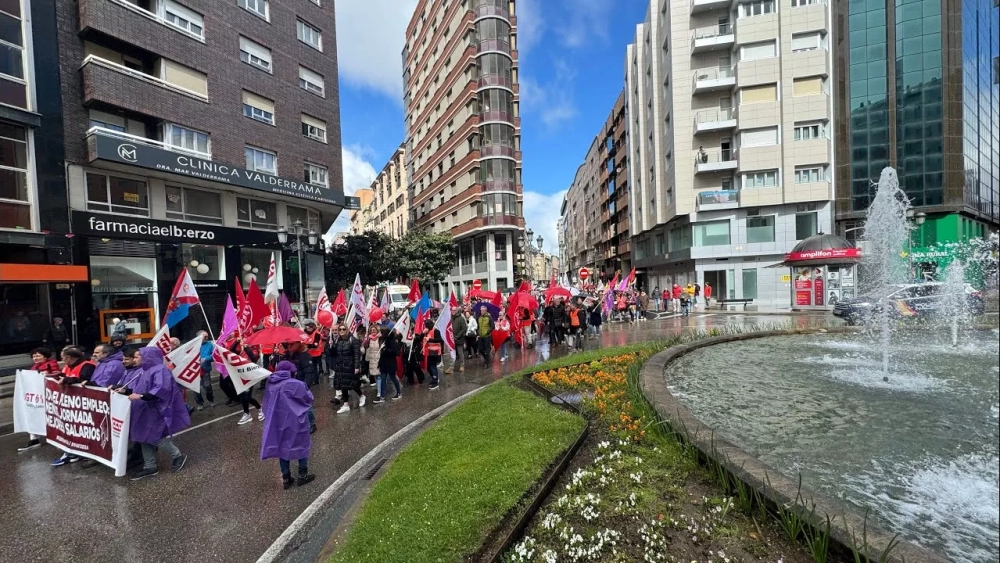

{"left": 716, "top": 298, "right": 754, "bottom": 311}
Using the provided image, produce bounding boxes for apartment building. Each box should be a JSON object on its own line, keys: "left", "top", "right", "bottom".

{"left": 55, "top": 0, "right": 350, "bottom": 339}
{"left": 596, "top": 91, "right": 632, "bottom": 280}
{"left": 353, "top": 144, "right": 409, "bottom": 238}
{"left": 403, "top": 0, "right": 525, "bottom": 297}
{"left": 832, "top": 0, "right": 998, "bottom": 262}
{"left": 560, "top": 137, "right": 602, "bottom": 280}
{"left": 625, "top": 0, "right": 834, "bottom": 308}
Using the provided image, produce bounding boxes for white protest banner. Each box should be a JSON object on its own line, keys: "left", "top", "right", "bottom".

{"left": 13, "top": 370, "right": 46, "bottom": 436}
{"left": 166, "top": 336, "right": 204, "bottom": 392}
{"left": 147, "top": 324, "right": 171, "bottom": 355}
{"left": 214, "top": 344, "right": 271, "bottom": 394}
{"left": 44, "top": 379, "right": 131, "bottom": 476}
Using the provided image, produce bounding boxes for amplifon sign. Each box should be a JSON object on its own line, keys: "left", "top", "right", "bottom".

{"left": 93, "top": 132, "right": 341, "bottom": 205}
{"left": 784, "top": 248, "right": 862, "bottom": 262}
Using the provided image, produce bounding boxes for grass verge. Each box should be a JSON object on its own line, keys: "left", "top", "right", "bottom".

{"left": 329, "top": 382, "right": 585, "bottom": 563}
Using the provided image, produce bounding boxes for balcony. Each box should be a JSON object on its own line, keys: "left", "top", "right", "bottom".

{"left": 477, "top": 74, "right": 513, "bottom": 90}
{"left": 696, "top": 188, "right": 740, "bottom": 211}
{"left": 85, "top": 126, "right": 212, "bottom": 162}
{"left": 692, "top": 66, "right": 736, "bottom": 94}
{"left": 479, "top": 110, "right": 515, "bottom": 124}
{"left": 477, "top": 38, "right": 511, "bottom": 56}
{"left": 480, "top": 143, "right": 515, "bottom": 158}
{"left": 691, "top": 23, "right": 734, "bottom": 54}
{"left": 81, "top": 55, "right": 208, "bottom": 117}
{"left": 694, "top": 148, "right": 738, "bottom": 174}
{"left": 691, "top": 0, "right": 732, "bottom": 13}
{"left": 693, "top": 108, "right": 738, "bottom": 134}
{"left": 481, "top": 178, "right": 516, "bottom": 192}
{"left": 79, "top": 0, "right": 205, "bottom": 50}
{"left": 474, "top": 2, "right": 510, "bottom": 20}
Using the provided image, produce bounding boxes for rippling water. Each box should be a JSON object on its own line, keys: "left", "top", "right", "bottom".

{"left": 667, "top": 332, "right": 1000, "bottom": 562}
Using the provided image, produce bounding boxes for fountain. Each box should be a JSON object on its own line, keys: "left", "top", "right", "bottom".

{"left": 660, "top": 167, "right": 1000, "bottom": 561}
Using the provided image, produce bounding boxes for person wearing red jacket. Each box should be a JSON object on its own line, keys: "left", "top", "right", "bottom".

{"left": 16, "top": 347, "right": 61, "bottom": 453}
{"left": 671, "top": 284, "right": 682, "bottom": 313}
{"left": 661, "top": 288, "right": 671, "bottom": 312}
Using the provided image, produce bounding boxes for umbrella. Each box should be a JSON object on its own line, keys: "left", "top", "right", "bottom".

{"left": 544, "top": 287, "right": 573, "bottom": 304}
{"left": 491, "top": 329, "right": 510, "bottom": 350}
{"left": 243, "top": 326, "right": 307, "bottom": 346}
{"left": 508, "top": 292, "right": 539, "bottom": 312}
{"left": 473, "top": 302, "right": 501, "bottom": 320}
{"left": 470, "top": 289, "right": 499, "bottom": 302}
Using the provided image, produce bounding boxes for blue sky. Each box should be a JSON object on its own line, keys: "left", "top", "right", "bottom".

{"left": 333, "top": 0, "right": 650, "bottom": 253}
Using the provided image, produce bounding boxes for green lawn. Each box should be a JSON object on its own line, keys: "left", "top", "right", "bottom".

{"left": 329, "top": 383, "right": 585, "bottom": 563}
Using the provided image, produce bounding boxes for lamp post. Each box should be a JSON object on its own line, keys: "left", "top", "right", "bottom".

{"left": 276, "top": 219, "right": 319, "bottom": 318}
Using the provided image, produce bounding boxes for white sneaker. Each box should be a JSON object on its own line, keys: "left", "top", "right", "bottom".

{"left": 257, "top": 409, "right": 265, "bottom": 421}
{"left": 238, "top": 413, "right": 253, "bottom": 425}
{"left": 358, "top": 394, "right": 367, "bottom": 407}
{"left": 336, "top": 404, "right": 350, "bottom": 414}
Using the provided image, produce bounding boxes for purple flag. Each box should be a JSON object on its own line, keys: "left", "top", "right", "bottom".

{"left": 603, "top": 289, "right": 614, "bottom": 314}
{"left": 214, "top": 296, "right": 238, "bottom": 377}
{"left": 278, "top": 293, "right": 295, "bottom": 323}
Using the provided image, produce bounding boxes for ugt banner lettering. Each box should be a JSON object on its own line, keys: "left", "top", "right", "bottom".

{"left": 12, "top": 370, "right": 46, "bottom": 437}
{"left": 43, "top": 380, "right": 132, "bottom": 477}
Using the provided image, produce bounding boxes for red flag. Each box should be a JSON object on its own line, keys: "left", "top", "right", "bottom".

{"left": 549, "top": 272, "right": 556, "bottom": 289}
{"left": 235, "top": 278, "right": 254, "bottom": 335}
{"left": 247, "top": 282, "right": 271, "bottom": 327}
{"left": 508, "top": 305, "right": 524, "bottom": 347}
{"left": 448, "top": 292, "right": 459, "bottom": 309}
{"left": 490, "top": 290, "right": 503, "bottom": 308}
{"left": 625, "top": 267, "right": 636, "bottom": 287}
{"left": 332, "top": 289, "right": 347, "bottom": 318}
{"left": 407, "top": 279, "right": 421, "bottom": 303}
{"left": 517, "top": 280, "right": 531, "bottom": 294}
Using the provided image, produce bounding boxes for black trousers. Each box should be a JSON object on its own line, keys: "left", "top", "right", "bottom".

{"left": 477, "top": 337, "right": 492, "bottom": 363}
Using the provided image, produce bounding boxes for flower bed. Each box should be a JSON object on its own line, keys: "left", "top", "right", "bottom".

{"left": 510, "top": 344, "right": 818, "bottom": 563}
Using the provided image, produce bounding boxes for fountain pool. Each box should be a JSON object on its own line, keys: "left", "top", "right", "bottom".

{"left": 667, "top": 331, "right": 999, "bottom": 562}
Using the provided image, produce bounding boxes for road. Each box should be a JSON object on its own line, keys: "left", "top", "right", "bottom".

{"left": 0, "top": 313, "right": 830, "bottom": 562}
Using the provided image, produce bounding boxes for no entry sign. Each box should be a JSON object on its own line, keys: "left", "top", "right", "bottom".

{"left": 472, "top": 279, "right": 483, "bottom": 291}
{"left": 578, "top": 267, "right": 591, "bottom": 281}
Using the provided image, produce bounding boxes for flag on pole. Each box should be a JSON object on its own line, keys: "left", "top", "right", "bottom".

{"left": 410, "top": 293, "right": 432, "bottom": 320}
{"left": 348, "top": 274, "right": 368, "bottom": 330}
{"left": 379, "top": 289, "right": 391, "bottom": 314}
{"left": 147, "top": 325, "right": 171, "bottom": 355}
{"left": 214, "top": 296, "right": 239, "bottom": 376}
{"left": 365, "top": 288, "right": 377, "bottom": 326}
{"left": 163, "top": 270, "right": 200, "bottom": 327}
{"left": 315, "top": 287, "right": 332, "bottom": 320}
{"left": 406, "top": 279, "right": 421, "bottom": 303}
{"left": 235, "top": 278, "right": 254, "bottom": 336}
{"left": 434, "top": 302, "right": 456, "bottom": 360}
{"left": 448, "top": 292, "right": 459, "bottom": 309}
{"left": 166, "top": 336, "right": 204, "bottom": 392}
{"left": 392, "top": 313, "right": 412, "bottom": 344}
{"left": 331, "top": 289, "right": 347, "bottom": 324}
{"left": 247, "top": 282, "right": 271, "bottom": 327}
{"left": 214, "top": 344, "right": 271, "bottom": 394}
{"left": 277, "top": 293, "right": 296, "bottom": 323}
{"left": 264, "top": 252, "right": 280, "bottom": 304}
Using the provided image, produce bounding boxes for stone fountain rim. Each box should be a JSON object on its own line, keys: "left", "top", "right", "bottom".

{"left": 640, "top": 326, "right": 949, "bottom": 563}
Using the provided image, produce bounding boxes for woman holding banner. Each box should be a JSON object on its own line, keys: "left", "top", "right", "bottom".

{"left": 16, "top": 348, "right": 60, "bottom": 453}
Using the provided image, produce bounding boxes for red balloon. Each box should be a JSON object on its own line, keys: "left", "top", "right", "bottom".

{"left": 369, "top": 308, "right": 384, "bottom": 322}
{"left": 316, "top": 309, "right": 335, "bottom": 328}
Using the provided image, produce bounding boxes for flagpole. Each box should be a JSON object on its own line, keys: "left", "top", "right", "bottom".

{"left": 197, "top": 302, "right": 217, "bottom": 342}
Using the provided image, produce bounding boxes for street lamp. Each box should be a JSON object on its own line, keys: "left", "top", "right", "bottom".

{"left": 277, "top": 219, "right": 319, "bottom": 318}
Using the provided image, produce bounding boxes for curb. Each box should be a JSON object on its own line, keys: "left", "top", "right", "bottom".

{"left": 640, "top": 327, "right": 947, "bottom": 563}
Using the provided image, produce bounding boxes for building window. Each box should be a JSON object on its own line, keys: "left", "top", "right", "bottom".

{"left": 242, "top": 90, "right": 274, "bottom": 125}
{"left": 0, "top": 5, "right": 25, "bottom": 83}
{"left": 793, "top": 122, "right": 825, "bottom": 140}
{"left": 162, "top": 0, "right": 203, "bottom": 38}
{"left": 740, "top": 84, "right": 777, "bottom": 104}
{"left": 742, "top": 269, "right": 758, "bottom": 299}
{"left": 746, "top": 216, "right": 776, "bottom": 243}
{"left": 795, "top": 212, "right": 818, "bottom": 239}
{"left": 287, "top": 205, "right": 321, "bottom": 232}
{"left": 791, "top": 0, "right": 819, "bottom": 5}
{"left": 794, "top": 166, "right": 824, "bottom": 184}
{"left": 165, "top": 185, "right": 222, "bottom": 224}
{"left": 740, "top": 126, "right": 779, "bottom": 147}
{"left": 245, "top": 146, "right": 276, "bottom": 174}
{"left": 740, "top": 41, "right": 776, "bottom": 61}
{"left": 239, "top": 36, "right": 272, "bottom": 72}
{"left": 236, "top": 197, "right": 277, "bottom": 229}
{"left": 792, "top": 76, "right": 823, "bottom": 96}
{"left": 297, "top": 19, "right": 322, "bottom": 51}
{"left": 238, "top": 0, "right": 268, "bottom": 21}
{"left": 163, "top": 123, "right": 210, "bottom": 156}
{"left": 474, "top": 236, "right": 487, "bottom": 263}
{"left": 86, "top": 172, "right": 149, "bottom": 216}
{"left": 0, "top": 122, "right": 29, "bottom": 229}
{"left": 693, "top": 220, "right": 731, "bottom": 247}
{"left": 739, "top": 0, "right": 775, "bottom": 18}
{"left": 303, "top": 162, "right": 328, "bottom": 187}
{"left": 301, "top": 114, "right": 327, "bottom": 143}
{"left": 791, "top": 32, "right": 822, "bottom": 52}
{"left": 298, "top": 66, "right": 325, "bottom": 97}
{"left": 741, "top": 169, "right": 780, "bottom": 188}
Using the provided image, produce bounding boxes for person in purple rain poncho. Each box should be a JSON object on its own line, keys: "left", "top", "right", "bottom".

{"left": 118, "top": 347, "right": 190, "bottom": 481}
{"left": 261, "top": 361, "right": 315, "bottom": 489}
{"left": 90, "top": 344, "right": 125, "bottom": 388}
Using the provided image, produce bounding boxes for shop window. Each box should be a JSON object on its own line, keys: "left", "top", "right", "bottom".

{"left": 90, "top": 255, "right": 158, "bottom": 294}
{"left": 236, "top": 197, "right": 277, "bottom": 229}
{"left": 0, "top": 122, "right": 30, "bottom": 229}
{"left": 239, "top": 247, "right": 282, "bottom": 288}
{"left": 181, "top": 243, "right": 224, "bottom": 280}
{"left": 86, "top": 172, "right": 149, "bottom": 216}
{"left": 165, "top": 185, "right": 222, "bottom": 224}
{"left": 287, "top": 205, "right": 321, "bottom": 232}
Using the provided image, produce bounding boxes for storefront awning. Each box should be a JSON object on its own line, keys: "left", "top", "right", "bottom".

{"left": 0, "top": 263, "right": 89, "bottom": 283}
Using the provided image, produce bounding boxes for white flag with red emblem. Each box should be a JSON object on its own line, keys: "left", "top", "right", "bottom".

{"left": 315, "top": 286, "right": 332, "bottom": 321}
{"left": 146, "top": 325, "right": 171, "bottom": 355}
{"left": 433, "top": 303, "right": 456, "bottom": 360}
{"left": 392, "top": 313, "right": 412, "bottom": 345}
{"left": 265, "top": 252, "right": 280, "bottom": 304}
{"left": 166, "top": 336, "right": 203, "bottom": 392}
{"left": 214, "top": 344, "right": 271, "bottom": 394}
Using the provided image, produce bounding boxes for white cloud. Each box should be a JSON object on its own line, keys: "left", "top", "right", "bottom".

{"left": 326, "top": 145, "right": 378, "bottom": 243}
{"left": 556, "top": 0, "right": 614, "bottom": 48}
{"left": 515, "top": 0, "right": 545, "bottom": 57}
{"left": 519, "top": 60, "right": 578, "bottom": 129}
{"left": 335, "top": 0, "right": 417, "bottom": 101}
{"left": 522, "top": 189, "right": 567, "bottom": 255}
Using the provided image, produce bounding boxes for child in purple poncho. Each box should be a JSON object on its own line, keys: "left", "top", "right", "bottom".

{"left": 261, "top": 361, "right": 315, "bottom": 489}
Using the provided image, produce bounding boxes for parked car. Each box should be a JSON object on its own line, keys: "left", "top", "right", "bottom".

{"left": 832, "top": 282, "right": 985, "bottom": 325}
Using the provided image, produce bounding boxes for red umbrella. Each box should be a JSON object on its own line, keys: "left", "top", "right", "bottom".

{"left": 469, "top": 289, "right": 499, "bottom": 302}
{"left": 491, "top": 329, "right": 510, "bottom": 351}
{"left": 244, "top": 326, "right": 307, "bottom": 346}
{"left": 544, "top": 287, "right": 572, "bottom": 304}
{"left": 508, "top": 292, "right": 539, "bottom": 312}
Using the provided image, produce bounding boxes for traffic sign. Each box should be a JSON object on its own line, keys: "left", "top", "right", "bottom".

{"left": 472, "top": 279, "right": 483, "bottom": 291}
{"left": 578, "top": 267, "right": 591, "bottom": 281}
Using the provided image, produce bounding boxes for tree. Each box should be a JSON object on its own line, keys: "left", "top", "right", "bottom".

{"left": 395, "top": 231, "right": 456, "bottom": 284}
{"left": 325, "top": 231, "right": 400, "bottom": 290}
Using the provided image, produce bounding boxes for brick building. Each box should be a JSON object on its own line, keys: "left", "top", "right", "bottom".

{"left": 55, "top": 0, "right": 351, "bottom": 343}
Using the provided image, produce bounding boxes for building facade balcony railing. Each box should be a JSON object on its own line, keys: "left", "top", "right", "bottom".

{"left": 694, "top": 148, "right": 739, "bottom": 173}
{"left": 480, "top": 144, "right": 515, "bottom": 158}
{"left": 692, "top": 22, "right": 734, "bottom": 41}
{"left": 481, "top": 178, "right": 516, "bottom": 192}
{"left": 477, "top": 75, "right": 513, "bottom": 90}
{"left": 694, "top": 107, "right": 736, "bottom": 123}
{"left": 474, "top": 2, "right": 511, "bottom": 20}
{"left": 477, "top": 39, "right": 511, "bottom": 55}
{"left": 692, "top": 65, "right": 735, "bottom": 90}
{"left": 478, "top": 110, "right": 515, "bottom": 124}
{"left": 81, "top": 55, "right": 208, "bottom": 105}
{"left": 85, "top": 125, "right": 212, "bottom": 160}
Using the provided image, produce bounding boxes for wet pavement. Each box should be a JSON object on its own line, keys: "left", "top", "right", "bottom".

{"left": 0, "top": 313, "right": 831, "bottom": 562}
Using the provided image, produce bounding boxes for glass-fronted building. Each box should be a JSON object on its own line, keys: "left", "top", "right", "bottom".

{"left": 834, "top": 0, "right": 998, "bottom": 254}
